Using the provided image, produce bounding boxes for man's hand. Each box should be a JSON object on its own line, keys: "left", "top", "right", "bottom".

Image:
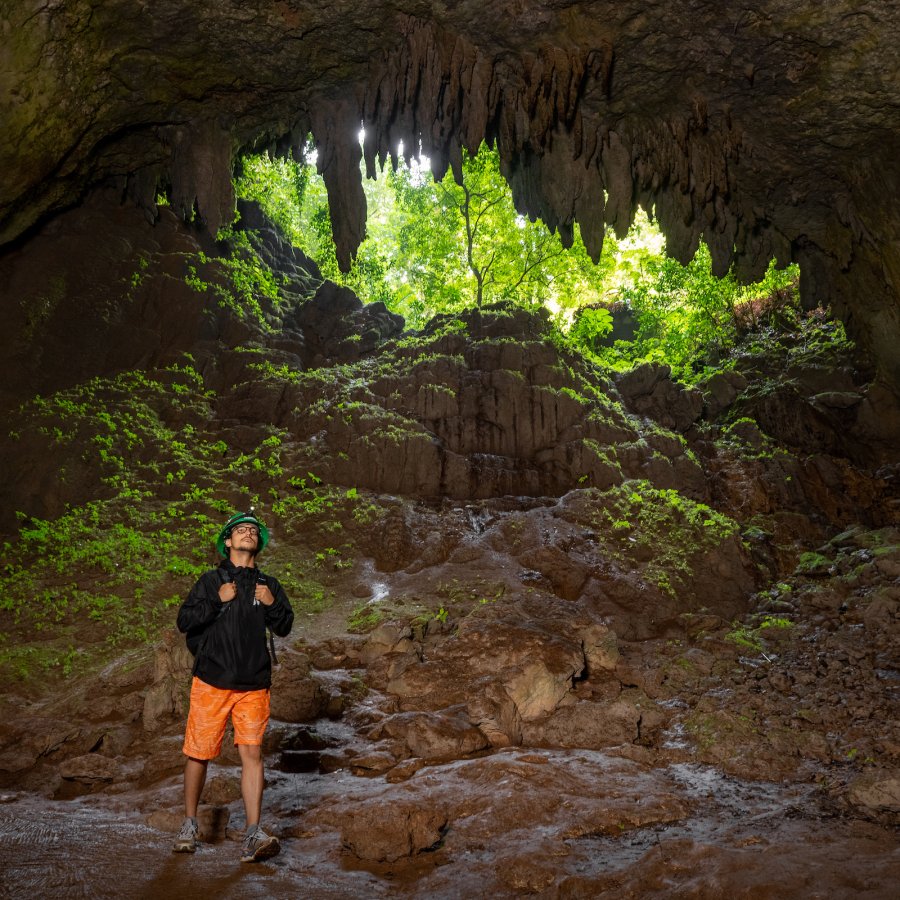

{"left": 218, "top": 582, "right": 237, "bottom": 603}
{"left": 255, "top": 583, "right": 275, "bottom": 606}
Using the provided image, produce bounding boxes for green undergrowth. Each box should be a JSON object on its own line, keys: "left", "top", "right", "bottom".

{"left": 347, "top": 592, "right": 456, "bottom": 636}
{"left": 2, "top": 364, "right": 225, "bottom": 677}
{"left": 565, "top": 480, "right": 741, "bottom": 597}
{"left": 176, "top": 227, "right": 307, "bottom": 333}
{"left": 715, "top": 416, "right": 796, "bottom": 463}
{"left": 264, "top": 564, "right": 334, "bottom": 617}
{"left": 726, "top": 615, "right": 794, "bottom": 653}
{"left": 436, "top": 576, "right": 507, "bottom": 607}
{"left": 737, "top": 309, "right": 853, "bottom": 372}
{"left": 263, "top": 544, "right": 359, "bottom": 617}
{"left": 0, "top": 498, "right": 216, "bottom": 677}
{"left": 347, "top": 603, "right": 385, "bottom": 633}
{"left": 0, "top": 359, "right": 364, "bottom": 681}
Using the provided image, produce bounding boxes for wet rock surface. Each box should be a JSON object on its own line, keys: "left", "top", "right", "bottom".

{"left": 1, "top": 753, "right": 898, "bottom": 898}
{"left": 0, "top": 242, "right": 898, "bottom": 894}
{"left": 0, "top": 455, "right": 896, "bottom": 895}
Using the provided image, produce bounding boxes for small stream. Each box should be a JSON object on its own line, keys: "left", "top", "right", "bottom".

{"left": 1, "top": 753, "right": 897, "bottom": 899}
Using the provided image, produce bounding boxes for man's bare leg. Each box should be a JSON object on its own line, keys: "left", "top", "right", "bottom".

{"left": 237, "top": 743, "right": 279, "bottom": 862}
{"left": 184, "top": 756, "right": 209, "bottom": 818}
{"left": 238, "top": 743, "right": 264, "bottom": 827}
{"left": 173, "top": 756, "right": 209, "bottom": 852}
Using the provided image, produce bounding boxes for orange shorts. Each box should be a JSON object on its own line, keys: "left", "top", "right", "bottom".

{"left": 183, "top": 677, "right": 270, "bottom": 760}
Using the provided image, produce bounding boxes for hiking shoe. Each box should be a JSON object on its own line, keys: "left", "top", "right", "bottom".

{"left": 172, "top": 817, "right": 199, "bottom": 853}
{"left": 240, "top": 826, "right": 280, "bottom": 863}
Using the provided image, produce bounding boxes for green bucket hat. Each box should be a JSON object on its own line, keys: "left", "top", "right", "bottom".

{"left": 216, "top": 510, "right": 270, "bottom": 557}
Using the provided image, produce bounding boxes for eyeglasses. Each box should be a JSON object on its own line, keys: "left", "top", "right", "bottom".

{"left": 233, "top": 525, "right": 259, "bottom": 536}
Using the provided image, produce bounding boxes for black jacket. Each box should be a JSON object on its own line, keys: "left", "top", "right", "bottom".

{"left": 177, "top": 558, "right": 294, "bottom": 690}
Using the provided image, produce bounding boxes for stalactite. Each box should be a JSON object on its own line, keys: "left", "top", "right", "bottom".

{"left": 600, "top": 131, "right": 634, "bottom": 238}
{"left": 126, "top": 166, "right": 163, "bottom": 225}
{"left": 164, "top": 121, "right": 235, "bottom": 238}
{"left": 311, "top": 102, "right": 367, "bottom": 273}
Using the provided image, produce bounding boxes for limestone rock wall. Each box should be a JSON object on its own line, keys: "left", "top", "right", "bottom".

{"left": 2, "top": 2, "right": 900, "bottom": 386}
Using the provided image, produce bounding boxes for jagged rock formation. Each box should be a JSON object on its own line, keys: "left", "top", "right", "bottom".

{"left": 2, "top": 2, "right": 900, "bottom": 388}
{"left": 0, "top": 190, "right": 402, "bottom": 410}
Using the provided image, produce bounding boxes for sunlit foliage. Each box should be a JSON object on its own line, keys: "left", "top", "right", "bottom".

{"left": 234, "top": 142, "right": 800, "bottom": 380}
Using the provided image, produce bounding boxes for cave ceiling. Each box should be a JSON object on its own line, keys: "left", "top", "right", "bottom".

{"left": 3, "top": 1, "right": 900, "bottom": 386}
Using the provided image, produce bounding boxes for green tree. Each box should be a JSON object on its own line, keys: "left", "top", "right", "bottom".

{"left": 592, "top": 231, "right": 799, "bottom": 380}
{"left": 234, "top": 152, "right": 311, "bottom": 245}
{"left": 381, "top": 147, "right": 610, "bottom": 325}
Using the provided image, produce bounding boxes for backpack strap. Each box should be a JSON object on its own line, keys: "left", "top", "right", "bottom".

{"left": 268, "top": 629, "right": 279, "bottom": 666}
{"left": 256, "top": 570, "right": 280, "bottom": 666}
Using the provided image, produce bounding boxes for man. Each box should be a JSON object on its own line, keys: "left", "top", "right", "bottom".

{"left": 173, "top": 510, "right": 294, "bottom": 862}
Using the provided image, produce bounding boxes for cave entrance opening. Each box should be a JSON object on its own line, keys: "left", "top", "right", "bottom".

{"left": 227, "top": 138, "right": 802, "bottom": 384}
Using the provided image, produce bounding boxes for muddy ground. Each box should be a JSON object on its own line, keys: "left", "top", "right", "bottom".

{"left": 0, "top": 750, "right": 897, "bottom": 897}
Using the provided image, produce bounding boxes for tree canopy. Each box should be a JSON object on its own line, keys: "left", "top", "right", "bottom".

{"left": 234, "top": 141, "right": 800, "bottom": 381}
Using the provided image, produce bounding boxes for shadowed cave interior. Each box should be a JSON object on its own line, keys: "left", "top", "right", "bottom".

{"left": 0, "top": 3, "right": 899, "bottom": 897}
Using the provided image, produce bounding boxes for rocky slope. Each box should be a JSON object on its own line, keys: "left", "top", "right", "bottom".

{"left": 0, "top": 207, "right": 897, "bottom": 896}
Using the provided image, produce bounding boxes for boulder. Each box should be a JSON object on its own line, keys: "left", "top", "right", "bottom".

{"left": 139, "top": 745, "right": 187, "bottom": 787}
{"left": 467, "top": 680, "right": 525, "bottom": 748}
{"left": 517, "top": 546, "right": 591, "bottom": 600}
{"left": 142, "top": 630, "right": 193, "bottom": 732}
{"left": 340, "top": 801, "right": 448, "bottom": 862}
{"left": 348, "top": 750, "right": 399, "bottom": 777}
{"left": 385, "top": 758, "right": 428, "bottom": 783}
{"left": 504, "top": 659, "right": 576, "bottom": 722}
{"left": 848, "top": 771, "right": 900, "bottom": 822}
{"left": 375, "top": 710, "right": 490, "bottom": 761}
{"left": 582, "top": 624, "right": 621, "bottom": 674}
{"left": 520, "top": 699, "right": 641, "bottom": 749}
{"left": 359, "top": 622, "right": 415, "bottom": 664}
{"left": 0, "top": 717, "right": 82, "bottom": 778}
{"left": 616, "top": 362, "right": 671, "bottom": 399}
{"left": 203, "top": 773, "right": 242, "bottom": 805}
{"left": 615, "top": 363, "right": 703, "bottom": 433}
{"left": 702, "top": 371, "right": 748, "bottom": 417}
{"left": 59, "top": 754, "right": 119, "bottom": 784}
{"left": 383, "top": 608, "right": 585, "bottom": 726}
{"left": 270, "top": 651, "right": 328, "bottom": 722}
